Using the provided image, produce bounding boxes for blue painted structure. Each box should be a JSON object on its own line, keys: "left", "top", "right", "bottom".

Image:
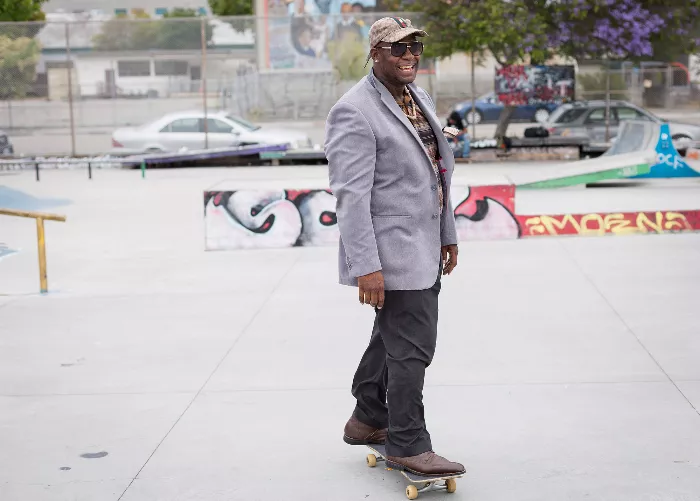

{"left": 634, "top": 124, "right": 700, "bottom": 178}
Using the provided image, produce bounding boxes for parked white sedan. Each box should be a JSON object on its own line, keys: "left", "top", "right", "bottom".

{"left": 111, "top": 111, "right": 314, "bottom": 153}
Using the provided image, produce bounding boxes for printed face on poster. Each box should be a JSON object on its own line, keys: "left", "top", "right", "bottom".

{"left": 263, "top": 0, "right": 377, "bottom": 70}
{"left": 495, "top": 65, "right": 575, "bottom": 105}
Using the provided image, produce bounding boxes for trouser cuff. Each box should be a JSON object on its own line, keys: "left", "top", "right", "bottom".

{"left": 385, "top": 439, "right": 432, "bottom": 458}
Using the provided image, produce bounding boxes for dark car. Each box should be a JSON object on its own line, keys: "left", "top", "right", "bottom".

{"left": 0, "top": 130, "right": 13, "bottom": 155}
{"left": 450, "top": 92, "right": 560, "bottom": 125}
{"left": 546, "top": 100, "right": 700, "bottom": 146}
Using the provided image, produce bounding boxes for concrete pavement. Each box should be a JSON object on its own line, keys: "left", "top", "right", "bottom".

{"left": 1, "top": 166, "right": 699, "bottom": 501}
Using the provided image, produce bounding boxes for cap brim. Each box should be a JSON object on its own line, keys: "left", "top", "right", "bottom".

{"left": 382, "top": 27, "right": 428, "bottom": 44}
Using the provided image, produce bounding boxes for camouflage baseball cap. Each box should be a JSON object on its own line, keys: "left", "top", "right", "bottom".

{"left": 365, "top": 17, "right": 428, "bottom": 66}
{"left": 369, "top": 16, "right": 427, "bottom": 47}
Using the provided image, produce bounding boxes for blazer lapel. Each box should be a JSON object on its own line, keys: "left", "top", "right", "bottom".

{"left": 369, "top": 71, "right": 430, "bottom": 160}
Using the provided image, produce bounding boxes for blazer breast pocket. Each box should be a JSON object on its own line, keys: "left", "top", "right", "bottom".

{"left": 371, "top": 215, "right": 412, "bottom": 219}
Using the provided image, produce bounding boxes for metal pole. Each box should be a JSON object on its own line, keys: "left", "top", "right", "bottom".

{"left": 201, "top": 16, "right": 209, "bottom": 149}
{"left": 36, "top": 217, "right": 48, "bottom": 293}
{"left": 65, "top": 22, "right": 76, "bottom": 157}
{"left": 471, "top": 52, "right": 476, "bottom": 138}
{"left": 35, "top": 160, "right": 39, "bottom": 181}
{"left": 88, "top": 161, "right": 92, "bottom": 179}
{"left": 605, "top": 60, "right": 611, "bottom": 143}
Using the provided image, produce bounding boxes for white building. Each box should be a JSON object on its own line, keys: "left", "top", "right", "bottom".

{"left": 42, "top": 0, "right": 211, "bottom": 16}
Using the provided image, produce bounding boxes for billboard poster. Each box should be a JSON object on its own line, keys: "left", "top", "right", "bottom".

{"left": 263, "top": 0, "right": 377, "bottom": 70}
{"left": 495, "top": 65, "right": 575, "bottom": 106}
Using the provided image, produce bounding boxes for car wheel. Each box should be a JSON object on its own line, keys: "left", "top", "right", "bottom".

{"left": 465, "top": 110, "right": 483, "bottom": 125}
{"left": 534, "top": 108, "right": 550, "bottom": 123}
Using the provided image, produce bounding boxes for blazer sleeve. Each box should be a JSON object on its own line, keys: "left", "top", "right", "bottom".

{"left": 441, "top": 193, "right": 458, "bottom": 246}
{"left": 325, "top": 101, "right": 382, "bottom": 278}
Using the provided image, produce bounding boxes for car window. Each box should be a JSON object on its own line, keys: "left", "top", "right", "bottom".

{"left": 206, "top": 119, "right": 233, "bottom": 133}
{"left": 162, "top": 118, "right": 201, "bottom": 133}
{"left": 584, "top": 108, "right": 610, "bottom": 124}
{"left": 616, "top": 107, "right": 646, "bottom": 121}
{"left": 553, "top": 108, "right": 587, "bottom": 124}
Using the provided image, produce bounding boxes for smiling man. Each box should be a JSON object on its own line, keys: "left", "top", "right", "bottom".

{"left": 325, "top": 17, "right": 464, "bottom": 477}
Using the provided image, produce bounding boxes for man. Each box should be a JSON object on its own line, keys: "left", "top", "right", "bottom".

{"left": 325, "top": 17, "right": 465, "bottom": 476}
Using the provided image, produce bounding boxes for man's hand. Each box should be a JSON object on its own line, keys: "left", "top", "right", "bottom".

{"left": 358, "top": 271, "right": 385, "bottom": 309}
{"left": 441, "top": 244, "right": 458, "bottom": 275}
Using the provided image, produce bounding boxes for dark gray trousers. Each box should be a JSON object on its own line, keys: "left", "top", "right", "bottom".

{"left": 351, "top": 264, "right": 442, "bottom": 457}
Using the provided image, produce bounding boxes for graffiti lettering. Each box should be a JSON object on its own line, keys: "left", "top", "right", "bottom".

{"left": 520, "top": 211, "right": 695, "bottom": 237}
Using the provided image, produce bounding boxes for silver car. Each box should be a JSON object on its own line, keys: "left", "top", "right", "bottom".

{"left": 546, "top": 100, "right": 700, "bottom": 147}
{"left": 111, "top": 110, "right": 314, "bottom": 153}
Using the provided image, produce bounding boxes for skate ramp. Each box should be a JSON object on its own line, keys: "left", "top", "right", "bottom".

{"left": 606, "top": 120, "right": 700, "bottom": 179}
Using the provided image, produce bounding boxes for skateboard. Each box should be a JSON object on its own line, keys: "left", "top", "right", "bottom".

{"left": 364, "top": 444, "right": 464, "bottom": 499}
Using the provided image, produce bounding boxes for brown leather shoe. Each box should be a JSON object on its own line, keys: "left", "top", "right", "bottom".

{"left": 343, "top": 415, "right": 387, "bottom": 445}
{"left": 386, "top": 451, "right": 466, "bottom": 476}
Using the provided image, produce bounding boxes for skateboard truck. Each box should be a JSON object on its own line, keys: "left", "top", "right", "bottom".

{"left": 365, "top": 445, "right": 462, "bottom": 499}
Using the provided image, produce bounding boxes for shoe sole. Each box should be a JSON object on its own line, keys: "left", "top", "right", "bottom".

{"left": 385, "top": 459, "right": 466, "bottom": 478}
{"left": 343, "top": 434, "right": 385, "bottom": 446}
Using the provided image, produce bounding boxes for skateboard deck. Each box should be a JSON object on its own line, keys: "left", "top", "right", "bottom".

{"left": 365, "top": 444, "right": 464, "bottom": 499}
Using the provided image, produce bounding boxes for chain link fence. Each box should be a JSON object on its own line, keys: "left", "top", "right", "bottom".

{"left": 0, "top": 14, "right": 697, "bottom": 156}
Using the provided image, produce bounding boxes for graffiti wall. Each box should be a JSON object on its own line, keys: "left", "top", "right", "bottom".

{"left": 495, "top": 65, "right": 575, "bottom": 106}
{"left": 519, "top": 211, "right": 700, "bottom": 237}
{"left": 204, "top": 185, "right": 700, "bottom": 250}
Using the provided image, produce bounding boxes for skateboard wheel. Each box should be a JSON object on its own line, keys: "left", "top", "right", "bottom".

{"left": 366, "top": 454, "right": 377, "bottom": 468}
{"left": 406, "top": 484, "right": 418, "bottom": 500}
{"left": 446, "top": 478, "right": 457, "bottom": 493}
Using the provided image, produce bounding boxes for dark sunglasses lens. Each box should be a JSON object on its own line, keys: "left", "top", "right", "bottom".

{"left": 390, "top": 42, "right": 423, "bottom": 57}
{"left": 390, "top": 43, "right": 405, "bottom": 57}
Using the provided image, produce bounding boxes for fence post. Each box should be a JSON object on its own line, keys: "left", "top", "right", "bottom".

{"left": 201, "top": 16, "right": 209, "bottom": 149}
{"left": 605, "top": 60, "right": 611, "bottom": 143}
{"left": 65, "top": 22, "right": 77, "bottom": 157}
{"left": 471, "top": 52, "right": 476, "bottom": 139}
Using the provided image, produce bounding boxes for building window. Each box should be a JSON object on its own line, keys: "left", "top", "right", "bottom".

{"left": 154, "top": 60, "right": 189, "bottom": 76}
{"left": 117, "top": 60, "right": 151, "bottom": 77}
{"left": 155, "top": 8, "right": 168, "bottom": 16}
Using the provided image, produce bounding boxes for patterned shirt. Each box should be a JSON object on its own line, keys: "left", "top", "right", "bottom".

{"left": 395, "top": 89, "right": 444, "bottom": 212}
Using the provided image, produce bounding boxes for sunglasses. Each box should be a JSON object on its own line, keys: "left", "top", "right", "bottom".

{"left": 377, "top": 41, "right": 424, "bottom": 58}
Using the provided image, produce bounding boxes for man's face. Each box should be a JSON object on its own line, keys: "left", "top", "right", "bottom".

{"left": 371, "top": 35, "right": 421, "bottom": 87}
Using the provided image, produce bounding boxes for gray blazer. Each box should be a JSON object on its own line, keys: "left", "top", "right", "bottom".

{"left": 325, "top": 70, "right": 458, "bottom": 291}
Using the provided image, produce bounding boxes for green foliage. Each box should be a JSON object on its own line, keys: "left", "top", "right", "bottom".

{"left": 208, "top": 0, "right": 253, "bottom": 16}
{"left": 402, "top": 0, "right": 551, "bottom": 65}
{"left": 0, "top": 35, "right": 40, "bottom": 99}
{"left": 93, "top": 9, "right": 212, "bottom": 51}
{"left": 0, "top": 0, "right": 46, "bottom": 22}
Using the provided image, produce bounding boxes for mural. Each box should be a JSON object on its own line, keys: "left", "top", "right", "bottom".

{"left": 204, "top": 185, "right": 700, "bottom": 250}
{"left": 263, "top": 0, "right": 377, "bottom": 70}
{"left": 495, "top": 65, "right": 575, "bottom": 106}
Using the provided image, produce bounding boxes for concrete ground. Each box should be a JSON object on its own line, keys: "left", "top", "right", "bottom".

{"left": 1, "top": 165, "right": 700, "bottom": 501}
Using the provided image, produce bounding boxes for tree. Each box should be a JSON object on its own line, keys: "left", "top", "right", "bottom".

{"left": 0, "top": 0, "right": 46, "bottom": 22}
{"left": 208, "top": 0, "right": 253, "bottom": 16}
{"left": 93, "top": 9, "right": 212, "bottom": 51}
{"left": 0, "top": 35, "right": 40, "bottom": 99}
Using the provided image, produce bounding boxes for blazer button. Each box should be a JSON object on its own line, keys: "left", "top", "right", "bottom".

{"left": 431, "top": 184, "right": 437, "bottom": 191}
{"left": 432, "top": 213, "right": 438, "bottom": 219}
